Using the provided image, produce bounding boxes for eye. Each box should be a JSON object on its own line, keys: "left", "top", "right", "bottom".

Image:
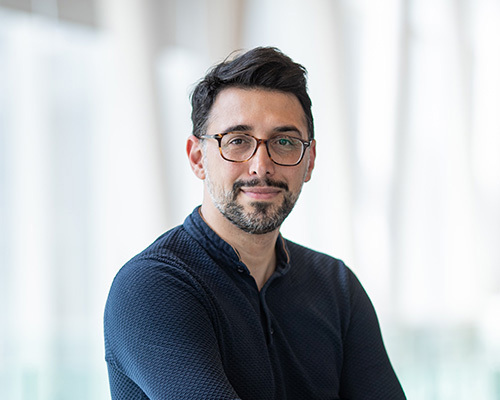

{"left": 223, "top": 133, "right": 253, "bottom": 147}
{"left": 274, "top": 136, "right": 299, "bottom": 147}
{"left": 228, "top": 137, "right": 243, "bottom": 145}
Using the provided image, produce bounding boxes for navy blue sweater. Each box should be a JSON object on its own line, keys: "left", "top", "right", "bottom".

{"left": 104, "top": 207, "right": 405, "bottom": 399}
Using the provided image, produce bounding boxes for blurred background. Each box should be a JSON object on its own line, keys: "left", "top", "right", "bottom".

{"left": 1, "top": 0, "right": 499, "bottom": 399}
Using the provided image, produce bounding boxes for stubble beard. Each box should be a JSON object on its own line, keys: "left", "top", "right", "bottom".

{"left": 205, "top": 175, "right": 301, "bottom": 235}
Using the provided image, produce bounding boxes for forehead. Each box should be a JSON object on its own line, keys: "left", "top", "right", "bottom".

{"left": 207, "top": 87, "right": 307, "bottom": 136}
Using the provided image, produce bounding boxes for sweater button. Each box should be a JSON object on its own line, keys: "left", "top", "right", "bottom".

{"left": 270, "top": 327, "right": 274, "bottom": 335}
{"left": 237, "top": 267, "right": 244, "bottom": 273}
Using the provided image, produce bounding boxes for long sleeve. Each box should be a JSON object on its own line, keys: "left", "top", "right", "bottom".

{"left": 104, "top": 257, "right": 240, "bottom": 400}
{"left": 338, "top": 272, "right": 406, "bottom": 399}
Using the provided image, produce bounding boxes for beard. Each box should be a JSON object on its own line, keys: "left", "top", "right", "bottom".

{"left": 206, "top": 175, "right": 301, "bottom": 235}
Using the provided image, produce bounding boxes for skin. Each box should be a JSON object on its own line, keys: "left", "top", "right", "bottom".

{"left": 187, "top": 87, "right": 316, "bottom": 290}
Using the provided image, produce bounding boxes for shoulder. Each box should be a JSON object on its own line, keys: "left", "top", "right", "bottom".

{"left": 107, "top": 225, "right": 207, "bottom": 304}
{"left": 104, "top": 226, "right": 216, "bottom": 354}
{"left": 283, "top": 239, "right": 365, "bottom": 296}
{"left": 104, "top": 224, "right": 216, "bottom": 333}
{"left": 285, "top": 239, "right": 351, "bottom": 276}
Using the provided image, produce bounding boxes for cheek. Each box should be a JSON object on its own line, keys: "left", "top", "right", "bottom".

{"left": 206, "top": 161, "right": 240, "bottom": 188}
{"left": 288, "top": 166, "right": 309, "bottom": 187}
{"left": 222, "top": 160, "right": 248, "bottom": 179}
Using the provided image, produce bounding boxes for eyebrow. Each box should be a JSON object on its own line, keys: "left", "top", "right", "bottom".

{"left": 272, "top": 126, "right": 302, "bottom": 136}
{"left": 222, "top": 124, "right": 303, "bottom": 137}
{"left": 222, "top": 124, "right": 252, "bottom": 133}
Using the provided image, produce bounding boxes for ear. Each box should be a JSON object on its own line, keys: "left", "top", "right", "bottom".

{"left": 304, "top": 139, "right": 316, "bottom": 183}
{"left": 186, "top": 135, "right": 206, "bottom": 180}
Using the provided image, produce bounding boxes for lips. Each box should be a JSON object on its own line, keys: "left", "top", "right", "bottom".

{"left": 240, "top": 187, "right": 282, "bottom": 200}
{"left": 232, "top": 178, "right": 288, "bottom": 201}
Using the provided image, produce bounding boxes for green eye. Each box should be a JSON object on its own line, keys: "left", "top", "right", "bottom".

{"left": 276, "top": 137, "right": 293, "bottom": 146}
{"left": 274, "top": 136, "right": 301, "bottom": 147}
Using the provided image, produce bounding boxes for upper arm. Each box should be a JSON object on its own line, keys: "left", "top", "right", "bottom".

{"left": 104, "top": 259, "right": 240, "bottom": 400}
{"left": 339, "top": 272, "right": 406, "bottom": 400}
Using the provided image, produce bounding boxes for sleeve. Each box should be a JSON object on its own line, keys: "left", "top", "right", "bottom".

{"left": 104, "top": 258, "right": 241, "bottom": 400}
{"left": 338, "top": 271, "right": 406, "bottom": 400}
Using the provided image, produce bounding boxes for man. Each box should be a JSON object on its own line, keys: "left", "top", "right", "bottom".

{"left": 104, "top": 47, "right": 406, "bottom": 399}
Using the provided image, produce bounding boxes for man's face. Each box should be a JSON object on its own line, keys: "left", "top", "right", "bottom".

{"left": 200, "top": 87, "right": 316, "bottom": 234}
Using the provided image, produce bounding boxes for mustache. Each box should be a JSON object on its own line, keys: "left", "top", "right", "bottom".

{"left": 233, "top": 178, "right": 289, "bottom": 192}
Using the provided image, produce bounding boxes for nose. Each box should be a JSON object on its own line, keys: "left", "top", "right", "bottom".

{"left": 249, "top": 140, "right": 275, "bottom": 177}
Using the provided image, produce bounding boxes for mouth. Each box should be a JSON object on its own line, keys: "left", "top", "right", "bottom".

{"left": 233, "top": 178, "right": 288, "bottom": 201}
{"left": 240, "top": 187, "right": 282, "bottom": 200}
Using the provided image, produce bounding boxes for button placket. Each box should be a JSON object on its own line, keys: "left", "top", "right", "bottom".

{"left": 259, "top": 285, "right": 275, "bottom": 345}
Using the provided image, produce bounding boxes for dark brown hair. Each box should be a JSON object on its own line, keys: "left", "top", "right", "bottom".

{"left": 190, "top": 47, "right": 314, "bottom": 140}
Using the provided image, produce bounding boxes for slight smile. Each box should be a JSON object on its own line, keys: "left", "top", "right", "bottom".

{"left": 240, "top": 187, "right": 282, "bottom": 200}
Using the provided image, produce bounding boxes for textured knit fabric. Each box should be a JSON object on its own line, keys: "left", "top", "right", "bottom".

{"left": 104, "top": 207, "right": 406, "bottom": 400}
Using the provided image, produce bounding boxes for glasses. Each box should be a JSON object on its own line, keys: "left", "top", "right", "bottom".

{"left": 201, "top": 132, "right": 312, "bottom": 166}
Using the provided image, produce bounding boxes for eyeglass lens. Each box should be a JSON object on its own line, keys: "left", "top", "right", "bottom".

{"left": 220, "top": 133, "right": 304, "bottom": 165}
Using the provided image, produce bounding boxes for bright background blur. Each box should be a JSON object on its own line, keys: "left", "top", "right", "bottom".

{"left": 1, "top": 0, "right": 499, "bottom": 399}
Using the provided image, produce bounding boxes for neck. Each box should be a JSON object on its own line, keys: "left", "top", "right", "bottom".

{"left": 200, "top": 203, "right": 280, "bottom": 290}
